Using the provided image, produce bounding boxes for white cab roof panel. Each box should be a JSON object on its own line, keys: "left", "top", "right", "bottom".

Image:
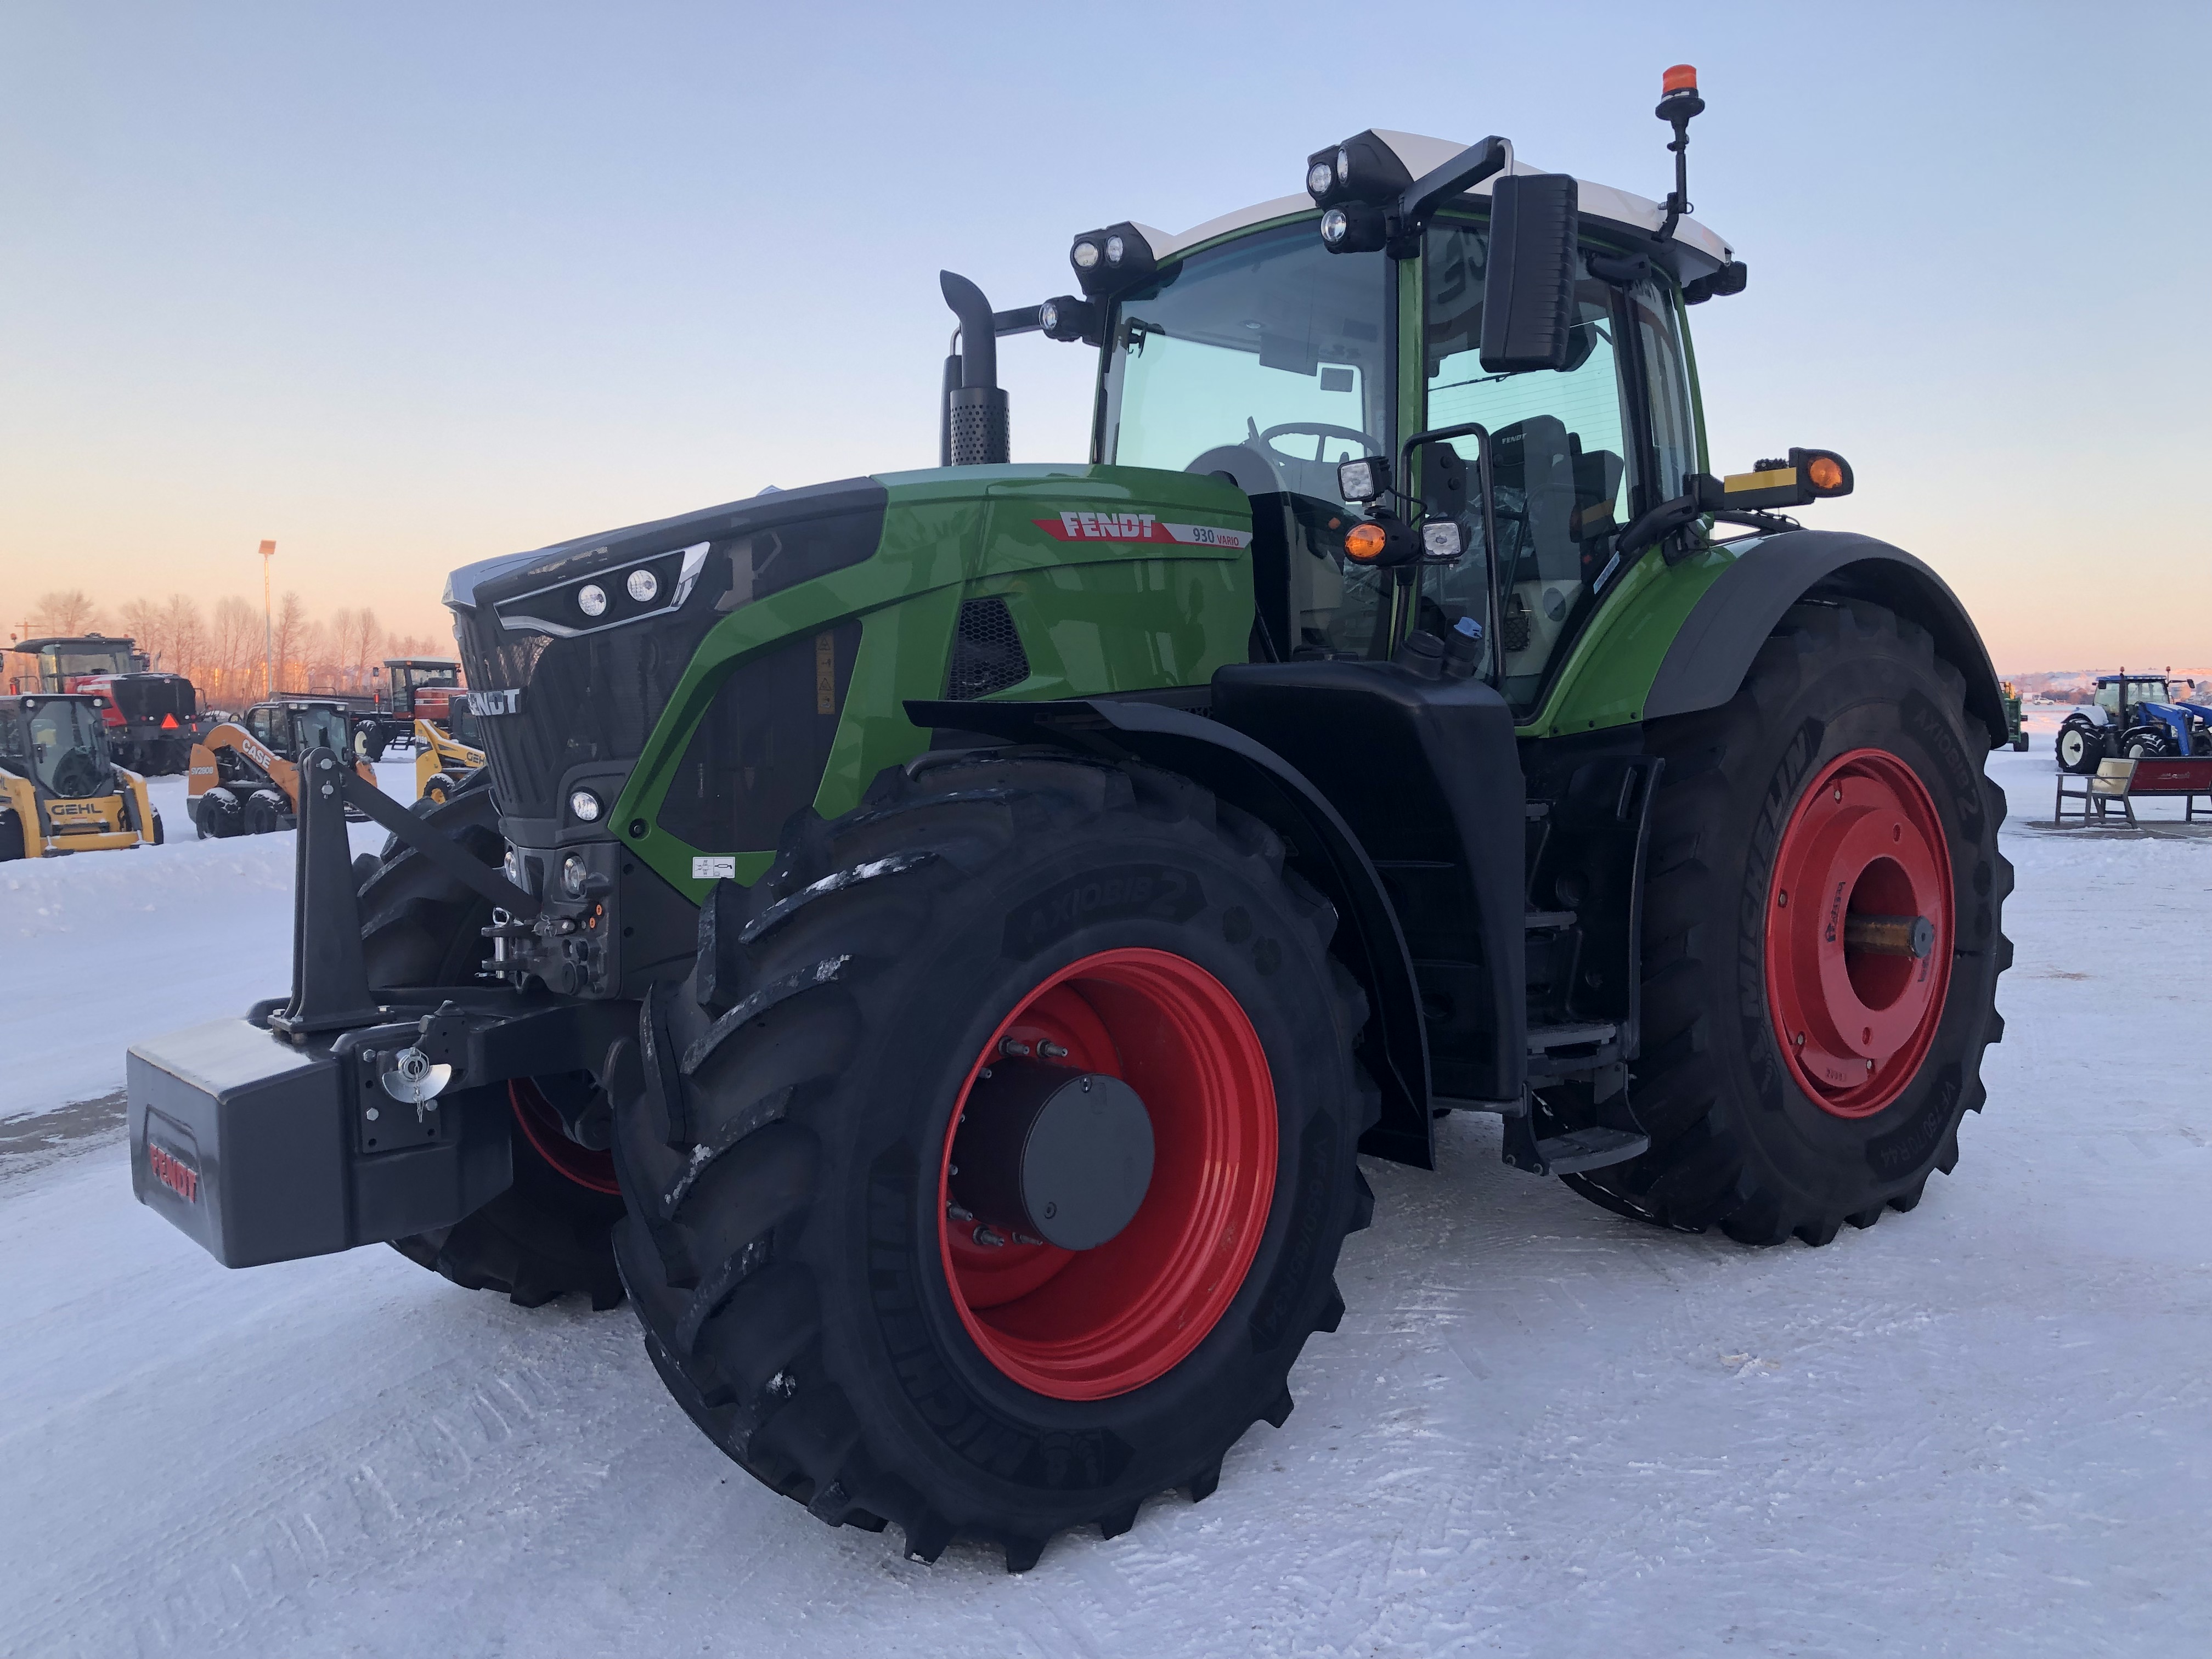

{"left": 1147, "top": 131, "right": 1732, "bottom": 273}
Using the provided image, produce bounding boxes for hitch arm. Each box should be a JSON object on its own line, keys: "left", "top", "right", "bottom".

{"left": 333, "top": 765, "right": 540, "bottom": 919}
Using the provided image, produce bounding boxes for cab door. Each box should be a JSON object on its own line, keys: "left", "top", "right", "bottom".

{"left": 1416, "top": 219, "right": 1697, "bottom": 716}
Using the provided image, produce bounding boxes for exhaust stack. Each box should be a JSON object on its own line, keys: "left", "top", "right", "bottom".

{"left": 939, "top": 270, "right": 1009, "bottom": 466}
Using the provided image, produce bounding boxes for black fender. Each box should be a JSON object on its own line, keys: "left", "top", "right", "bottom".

{"left": 905, "top": 694, "right": 1434, "bottom": 1169}
{"left": 1647, "top": 531, "right": 2008, "bottom": 748}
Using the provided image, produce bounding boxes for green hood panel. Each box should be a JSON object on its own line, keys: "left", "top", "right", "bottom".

{"left": 611, "top": 464, "right": 1256, "bottom": 900}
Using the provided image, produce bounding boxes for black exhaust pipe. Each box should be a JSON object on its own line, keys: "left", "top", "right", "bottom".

{"left": 939, "top": 270, "right": 1009, "bottom": 466}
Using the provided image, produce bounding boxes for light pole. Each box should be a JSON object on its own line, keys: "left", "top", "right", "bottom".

{"left": 259, "top": 540, "right": 276, "bottom": 697}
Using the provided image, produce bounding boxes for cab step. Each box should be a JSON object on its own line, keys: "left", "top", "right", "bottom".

{"left": 1527, "top": 1021, "right": 1618, "bottom": 1053}
{"left": 1502, "top": 1122, "right": 1649, "bottom": 1177}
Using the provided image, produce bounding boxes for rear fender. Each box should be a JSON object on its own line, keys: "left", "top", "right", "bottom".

{"left": 1646, "top": 531, "right": 2008, "bottom": 748}
{"left": 905, "top": 693, "right": 1435, "bottom": 1169}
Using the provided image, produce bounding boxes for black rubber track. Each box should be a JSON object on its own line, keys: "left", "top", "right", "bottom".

{"left": 365, "top": 780, "right": 627, "bottom": 1309}
{"left": 611, "top": 749, "right": 1378, "bottom": 1571}
{"left": 1562, "top": 600, "right": 2013, "bottom": 1245}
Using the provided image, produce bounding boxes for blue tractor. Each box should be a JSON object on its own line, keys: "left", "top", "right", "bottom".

{"left": 2055, "top": 673, "right": 2212, "bottom": 773}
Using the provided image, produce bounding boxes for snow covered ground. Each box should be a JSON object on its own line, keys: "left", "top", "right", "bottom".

{"left": 0, "top": 763, "right": 409, "bottom": 1123}
{"left": 3, "top": 731, "right": 2208, "bottom": 1657}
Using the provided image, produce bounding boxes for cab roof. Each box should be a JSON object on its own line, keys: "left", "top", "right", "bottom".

{"left": 10, "top": 634, "right": 137, "bottom": 654}
{"left": 1135, "top": 131, "right": 1733, "bottom": 285}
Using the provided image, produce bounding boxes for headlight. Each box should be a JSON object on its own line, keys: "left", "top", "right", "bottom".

{"left": 1336, "top": 455, "right": 1390, "bottom": 503}
{"left": 1420, "top": 517, "right": 1467, "bottom": 561}
{"left": 625, "top": 568, "right": 659, "bottom": 602}
{"left": 577, "top": 583, "right": 608, "bottom": 617}
{"left": 1336, "top": 146, "right": 1350, "bottom": 182}
{"left": 1104, "top": 234, "right": 1126, "bottom": 266}
{"left": 1072, "top": 240, "right": 1100, "bottom": 270}
{"left": 1321, "top": 207, "right": 1350, "bottom": 247}
{"left": 568, "top": 788, "right": 602, "bottom": 822}
{"left": 561, "top": 854, "right": 589, "bottom": 899}
{"left": 1306, "top": 161, "right": 1334, "bottom": 196}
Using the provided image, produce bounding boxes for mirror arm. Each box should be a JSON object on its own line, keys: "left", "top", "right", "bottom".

{"left": 1389, "top": 137, "right": 1513, "bottom": 259}
{"left": 1612, "top": 494, "right": 1705, "bottom": 566}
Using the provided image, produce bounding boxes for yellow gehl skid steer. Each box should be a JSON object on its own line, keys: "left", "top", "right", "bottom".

{"left": 411, "top": 713, "right": 484, "bottom": 806}
{"left": 0, "top": 693, "right": 163, "bottom": 859}
{"left": 188, "top": 699, "right": 379, "bottom": 838}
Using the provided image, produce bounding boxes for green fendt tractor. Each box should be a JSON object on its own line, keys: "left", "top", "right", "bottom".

{"left": 128, "top": 69, "right": 2012, "bottom": 1571}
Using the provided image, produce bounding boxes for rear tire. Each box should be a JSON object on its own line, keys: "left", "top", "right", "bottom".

{"left": 363, "top": 785, "right": 627, "bottom": 1307}
{"left": 612, "top": 750, "right": 1374, "bottom": 1567}
{"left": 0, "top": 812, "right": 21, "bottom": 861}
{"left": 2056, "top": 718, "right": 2102, "bottom": 774}
{"left": 1562, "top": 600, "right": 2011, "bottom": 1245}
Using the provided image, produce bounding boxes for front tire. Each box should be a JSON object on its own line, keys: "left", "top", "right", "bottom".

{"left": 2121, "top": 725, "right": 2175, "bottom": 760}
{"left": 612, "top": 751, "right": 1374, "bottom": 1568}
{"left": 1564, "top": 600, "right": 2011, "bottom": 1245}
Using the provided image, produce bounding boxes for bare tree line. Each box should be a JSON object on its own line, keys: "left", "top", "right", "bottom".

{"left": 7, "top": 588, "right": 449, "bottom": 708}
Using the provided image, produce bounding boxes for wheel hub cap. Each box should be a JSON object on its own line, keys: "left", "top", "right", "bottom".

{"left": 1766, "top": 748, "right": 1953, "bottom": 1118}
{"left": 951, "top": 1059, "right": 1155, "bottom": 1251}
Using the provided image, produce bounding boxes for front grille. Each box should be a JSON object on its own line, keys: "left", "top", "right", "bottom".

{"left": 449, "top": 478, "right": 889, "bottom": 823}
{"left": 944, "top": 597, "right": 1029, "bottom": 700}
{"left": 454, "top": 607, "right": 707, "bottom": 823}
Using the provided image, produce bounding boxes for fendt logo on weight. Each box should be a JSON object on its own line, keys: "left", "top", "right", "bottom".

{"left": 146, "top": 1143, "right": 200, "bottom": 1204}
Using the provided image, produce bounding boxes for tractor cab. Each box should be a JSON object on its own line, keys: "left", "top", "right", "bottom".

{"left": 2094, "top": 675, "right": 2172, "bottom": 720}
{"left": 0, "top": 693, "right": 161, "bottom": 859}
{"left": 7, "top": 634, "right": 145, "bottom": 691}
{"left": 380, "top": 657, "right": 461, "bottom": 719}
{"left": 938, "top": 116, "right": 1846, "bottom": 723}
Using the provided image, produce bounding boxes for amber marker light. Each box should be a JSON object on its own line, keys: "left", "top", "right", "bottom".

{"left": 1663, "top": 64, "right": 1698, "bottom": 94}
{"left": 1807, "top": 455, "right": 1845, "bottom": 492}
{"left": 1344, "top": 522, "right": 1389, "bottom": 563}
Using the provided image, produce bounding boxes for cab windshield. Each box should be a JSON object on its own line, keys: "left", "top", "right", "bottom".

{"left": 292, "top": 706, "right": 352, "bottom": 755}
{"left": 26, "top": 701, "right": 111, "bottom": 796}
{"left": 1102, "top": 223, "right": 1396, "bottom": 656}
{"left": 42, "top": 645, "right": 134, "bottom": 679}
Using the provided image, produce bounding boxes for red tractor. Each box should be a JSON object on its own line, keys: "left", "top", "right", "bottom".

{"left": 354, "top": 657, "right": 464, "bottom": 760}
{"left": 4, "top": 634, "right": 206, "bottom": 774}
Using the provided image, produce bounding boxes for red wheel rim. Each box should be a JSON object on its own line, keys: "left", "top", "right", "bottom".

{"left": 1765, "top": 748, "right": 1953, "bottom": 1119}
{"left": 937, "top": 948, "right": 1277, "bottom": 1401}
{"left": 509, "top": 1078, "right": 621, "bottom": 1194}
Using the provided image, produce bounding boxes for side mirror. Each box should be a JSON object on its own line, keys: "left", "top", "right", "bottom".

{"left": 1479, "top": 173, "right": 1580, "bottom": 374}
{"left": 1693, "top": 448, "right": 1854, "bottom": 512}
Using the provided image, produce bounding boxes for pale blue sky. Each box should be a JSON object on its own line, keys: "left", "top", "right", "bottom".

{"left": 3, "top": 1, "right": 2205, "bottom": 668}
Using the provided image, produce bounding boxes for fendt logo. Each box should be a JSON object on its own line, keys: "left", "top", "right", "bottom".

{"left": 464, "top": 689, "right": 521, "bottom": 717}
{"left": 147, "top": 1143, "right": 200, "bottom": 1204}
{"left": 1034, "top": 513, "right": 1254, "bottom": 550}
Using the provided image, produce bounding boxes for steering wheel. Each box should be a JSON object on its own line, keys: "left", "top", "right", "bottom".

{"left": 49, "top": 748, "right": 102, "bottom": 798}
{"left": 1257, "top": 421, "right": 1383, "bottom": 464}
